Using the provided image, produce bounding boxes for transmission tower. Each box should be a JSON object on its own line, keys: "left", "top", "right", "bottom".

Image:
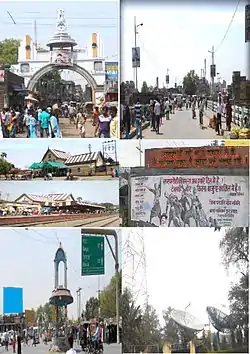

{"left": 122, "top": 228, "right": 149, "bottom": 307}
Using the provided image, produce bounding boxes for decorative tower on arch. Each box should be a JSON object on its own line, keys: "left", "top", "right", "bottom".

{"left": 46, "top": 9, "right": 77, "bottom": 66}
{"left": 122, "top": 229, "right": 149, "bottom": 307}
{"left": 49, "top": 243, "right": 73, "bottom": 349}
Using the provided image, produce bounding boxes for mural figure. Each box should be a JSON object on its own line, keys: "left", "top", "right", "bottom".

{"left": 145, "top": 179, "right": 162, "bottom": 224}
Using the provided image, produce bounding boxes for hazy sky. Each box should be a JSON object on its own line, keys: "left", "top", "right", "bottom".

{"left": 0, "top": 139, "right": 119, "bottom": 169}
{"left": 0, "top": 227, "right": 121, "bottom": 318}
{"left": 121, "top": 1, "right": 246, "bottom": 87}
{"left": 0, "top": 0, "right": 118, "bottom": 60}
{"left": 122, "top": 228, "right": 238, "bottom": 329}
{"left": 0, "top": 139, "right": 214, "bottom": 169}
{"left": 0, "top": 180, "right": 119, "bottom": 204}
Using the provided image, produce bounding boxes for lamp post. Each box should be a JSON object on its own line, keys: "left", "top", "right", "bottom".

{"left": 134, "top": 17, "right": 143, "bottom": 90}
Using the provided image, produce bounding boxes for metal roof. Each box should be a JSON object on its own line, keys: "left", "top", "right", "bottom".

{"left": 49, "top": 149, "right": 71, "bottom": 160}
{"left": 23, "top": 193, "right": 74, "bottom": 203}
{"left": 65, "top": 152, "right": 100, "bottom": 165}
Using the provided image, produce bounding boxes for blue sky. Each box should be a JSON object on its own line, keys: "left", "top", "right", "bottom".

{"left": 0, "top": 227, "right": 122, "bottom": 318}
{"left": 0, "top": 139, "right": 119, "bottom": 169}
{"left": 0, "top": 138, "right": 215, "bottom": 168}
{"left": 0, "top": 180, "right": 119, "bottom": 204}
{"left": 0, "top": 0, "right": 118, "bottom": 60}
{"left": 121, "top": 1, "right": 246, "bottom": 87}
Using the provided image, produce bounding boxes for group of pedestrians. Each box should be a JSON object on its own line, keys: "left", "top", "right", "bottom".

{"left": 0, "top": 106, "right": 61, "bottom": 138}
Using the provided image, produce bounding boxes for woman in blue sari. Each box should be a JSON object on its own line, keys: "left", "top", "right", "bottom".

{"left": 49, "top": 112, "right": 62, "bottom": 138}
{"left": 28, "top": 110, "right": 37, "bottom": 138}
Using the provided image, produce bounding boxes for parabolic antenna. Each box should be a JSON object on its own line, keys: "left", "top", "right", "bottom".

{"left": 206, "top": 306, "right": 233, "bottom": 332}
{"left": 171, "top": 309, "right": 204, "bottom": 332}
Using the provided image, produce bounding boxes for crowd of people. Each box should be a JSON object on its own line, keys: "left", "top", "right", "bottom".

{"left": 0, "top": 103, "right": 119, "bottom": 139}
{"left": 121, "top": 93, "right": 237, "bottom": 138}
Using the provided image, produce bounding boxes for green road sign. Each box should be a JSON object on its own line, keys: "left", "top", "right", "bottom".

{"left": 81, "top": 235, "right": 105, "bottom": 276}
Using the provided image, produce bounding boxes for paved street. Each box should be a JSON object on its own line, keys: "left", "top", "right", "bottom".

{"left": 0, "top": 343, "right": 121, "bottom": 354}
{"left": 137, "top": 108, "right": 231, "bottom": 139}
{"left": 16, "top": 117, "right": 97, "bottom": 138}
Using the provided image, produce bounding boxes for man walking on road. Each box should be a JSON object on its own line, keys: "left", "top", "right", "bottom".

{"left": 154, "top": 100, "right": 161, "bottom": 134}
{"left": 134, "top": 98, "right": 142, "bottom": 139}
{"left": 216, "top": 94, "right": 224, "bottom": 135}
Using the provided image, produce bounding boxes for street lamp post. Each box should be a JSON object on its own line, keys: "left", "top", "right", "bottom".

{"left": 81, "top": 228, "right": 120, "bottom": 344}
{"left": 134, "top": 17, "right": 143, "bottom": 90}
{"left": 208, "top": 46, "right": 215, "bottom": 96}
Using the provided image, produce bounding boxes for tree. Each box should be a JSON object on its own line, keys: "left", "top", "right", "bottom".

{"left": 36, "top": 302, "right": 55, "bottom": 329}
{"left": 228, "top": 273, "right": 249, "bottom": 343}
{"left": 0, "top": 156, "right": 14, "bottom": 175}
{"left": 182, "top": 70, "right": 199, "bottom": 96}
{"left": 121, "top": 288, "right": 142, "bottom": 352}
{"left": 85, "top": 297, "right": 99, "bottom": 320}
{"left": 139, "top": 304, "right": 162, "bottom": 352}
{"left": 141, "top": 81, "right": 149, "bottom": 94}
{"left": 219, "top": 228, "right": 249, "bottom": 277}
{"left": 162, "top": 306, "right": 179, "bottom": 344}
{"left": 100, "top": 271, "right": 122, "bottom": 318}
{"left": 1, "top": 152, "right": 7, "bottom": 159}
{"left": 0, "top": 39, "right": 20, "bottom": 65}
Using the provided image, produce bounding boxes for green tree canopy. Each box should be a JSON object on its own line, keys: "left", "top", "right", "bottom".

{"left": 182, "top": 70, "right": 199, "bottom": 96}
{"left": 0, "top": 39, "right": 20, "bottom": 65}
{"left": 85, "top": 296, "right": 99, "bottom": 320}
{"left": 36, "top": 302, "right": 56, "bottom": 329}
{"left": 0, "top": 154, "right": 14, "bottom": 175}
{"left": 100, "top": 270, "right": 122, "bottom": 318}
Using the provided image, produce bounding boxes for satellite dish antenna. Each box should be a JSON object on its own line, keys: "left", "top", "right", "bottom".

{"left": 206, "top": 306, "right": 235, "bottom": 333}
{"left": 171, "top": 308, "right": 204, "bottom": 332}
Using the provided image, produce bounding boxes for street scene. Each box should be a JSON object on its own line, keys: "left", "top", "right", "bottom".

{"left": 0, "top": 181, "right": 119, "bottom": 227}
{"left": 119, "top": 140, "right": 249, "bottom": 227}
{"left": 0, "top": 228, "right": 122, "bottom": 354}
{"left": 120, "top": 2, "right": 250, "bottom": 139}
{"left": 0, "top": 139, "right": 119, "bottom": 181}
{"left": 0, "top": 1, "right": 118, "bottom": 138}
{"left": 122, "top": 227, "right": 249, "bottom": 353}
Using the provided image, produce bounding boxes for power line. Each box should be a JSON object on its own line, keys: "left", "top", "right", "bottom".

{"left": 12, "top": 17, "right": 118, "bottom": 20}
{"left": 214, "top": 0, "right": 241, "bottom": 53}
{"left": 0, "top": 22, "right": 116, "bottom": 28}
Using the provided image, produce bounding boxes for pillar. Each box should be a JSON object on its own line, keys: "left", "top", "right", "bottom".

{"left": 92, "top": 89, "right": 96, "bottom": 105}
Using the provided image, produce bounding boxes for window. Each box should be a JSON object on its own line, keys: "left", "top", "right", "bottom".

{"left": 94, "top": 61, "right": 103, "bottom": 71}
{"left": 77, "top": 168, "right": 81, "bottom": 173}
{"left": 20, "top": 63, "right": 30, "bottom": 73}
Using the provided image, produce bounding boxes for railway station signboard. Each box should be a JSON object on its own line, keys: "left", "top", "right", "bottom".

{"left": 145, "top": 146, "right": 249, "bottom": 169}
{"left": 81, "top": 234, "right": 105, "bottom": 276}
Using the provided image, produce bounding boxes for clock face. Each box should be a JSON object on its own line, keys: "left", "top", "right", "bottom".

{"left": 92, "top": 43, "right": 97, "bottom": 49}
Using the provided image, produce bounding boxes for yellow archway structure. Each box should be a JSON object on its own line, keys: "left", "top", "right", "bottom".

{"left": 27, "top": 63, "right": 104, "bottom": 103}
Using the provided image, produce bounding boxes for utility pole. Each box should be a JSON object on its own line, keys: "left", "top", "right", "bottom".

{"left": 208, "top": 46, "right": 215, "bottom": 95}
{"left": 136, "top": 139, "right": 143, "bottom": 166}
{"left": 134, "top": 17, "right": 143, "bottom": 90}
{"left": 88, "top": 144, "right": 92, "bottom": 154}
{"left": 134, "top": 16, "right": 138, "bottom": 90}
{"left": 76, "top": 287, "right": 82, "bottom": 345}
{"left": 204, "top": 58, "right": 207, "bottom": 79}
{"left": 97, "top": 276, "right": 101, "bottom": 318}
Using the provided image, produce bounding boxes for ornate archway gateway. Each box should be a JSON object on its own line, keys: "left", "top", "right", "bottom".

{"left": 27, "top": 63, "right": 101, "bottom": 103}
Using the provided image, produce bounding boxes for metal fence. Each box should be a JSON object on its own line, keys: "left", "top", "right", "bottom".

{"left": 207, "top": 100, "right": 249, "bottom": 127}
{"left": 124, "top": 344, "right": 160, "bottom": 353}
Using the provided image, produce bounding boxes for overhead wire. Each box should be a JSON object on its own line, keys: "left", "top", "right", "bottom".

{"left": 214, "top": 0, "right": 241, "bottom": 54}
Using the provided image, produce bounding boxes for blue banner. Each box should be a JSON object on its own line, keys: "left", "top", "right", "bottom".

{"left": 105, "top": 62, "right": 118, "bottom": 82}
{"left": 3, "top": 287, "right": 23, "bottom": 314}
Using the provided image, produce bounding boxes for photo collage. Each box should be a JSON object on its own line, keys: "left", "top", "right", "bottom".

{"left": 0, "top": 1, "right": 249, "bottom": 354}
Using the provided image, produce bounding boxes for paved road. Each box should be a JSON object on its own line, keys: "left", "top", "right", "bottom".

{"left": 137, "top": 108, "right": 231, "bottom": 139}
{"left": 16, "top": 118, "right": 97, "bottom": 138}
{"left": 0, "top": 342, "right": 121, "bottom": 354}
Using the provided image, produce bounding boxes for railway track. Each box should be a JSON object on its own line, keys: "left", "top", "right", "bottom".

{"left": 2, "top": 214, "right": 119, "bottom": 227}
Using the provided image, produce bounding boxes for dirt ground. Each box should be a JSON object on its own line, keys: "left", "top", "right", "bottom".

{"left": 15, "top": 117, "right": 97, "bottom": 138}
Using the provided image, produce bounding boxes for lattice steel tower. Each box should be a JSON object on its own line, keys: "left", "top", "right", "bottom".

{"left": 122, "top": 228, "right": 149, "bottom": 307}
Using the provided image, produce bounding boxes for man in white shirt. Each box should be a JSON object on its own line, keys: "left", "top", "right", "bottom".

{"left": 154, "top": 100, "right": 161, "bottom": 134}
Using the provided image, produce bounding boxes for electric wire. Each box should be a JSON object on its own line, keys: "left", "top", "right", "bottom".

{"left": 214, "top": 0, "right": 241, "bottom": 54}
